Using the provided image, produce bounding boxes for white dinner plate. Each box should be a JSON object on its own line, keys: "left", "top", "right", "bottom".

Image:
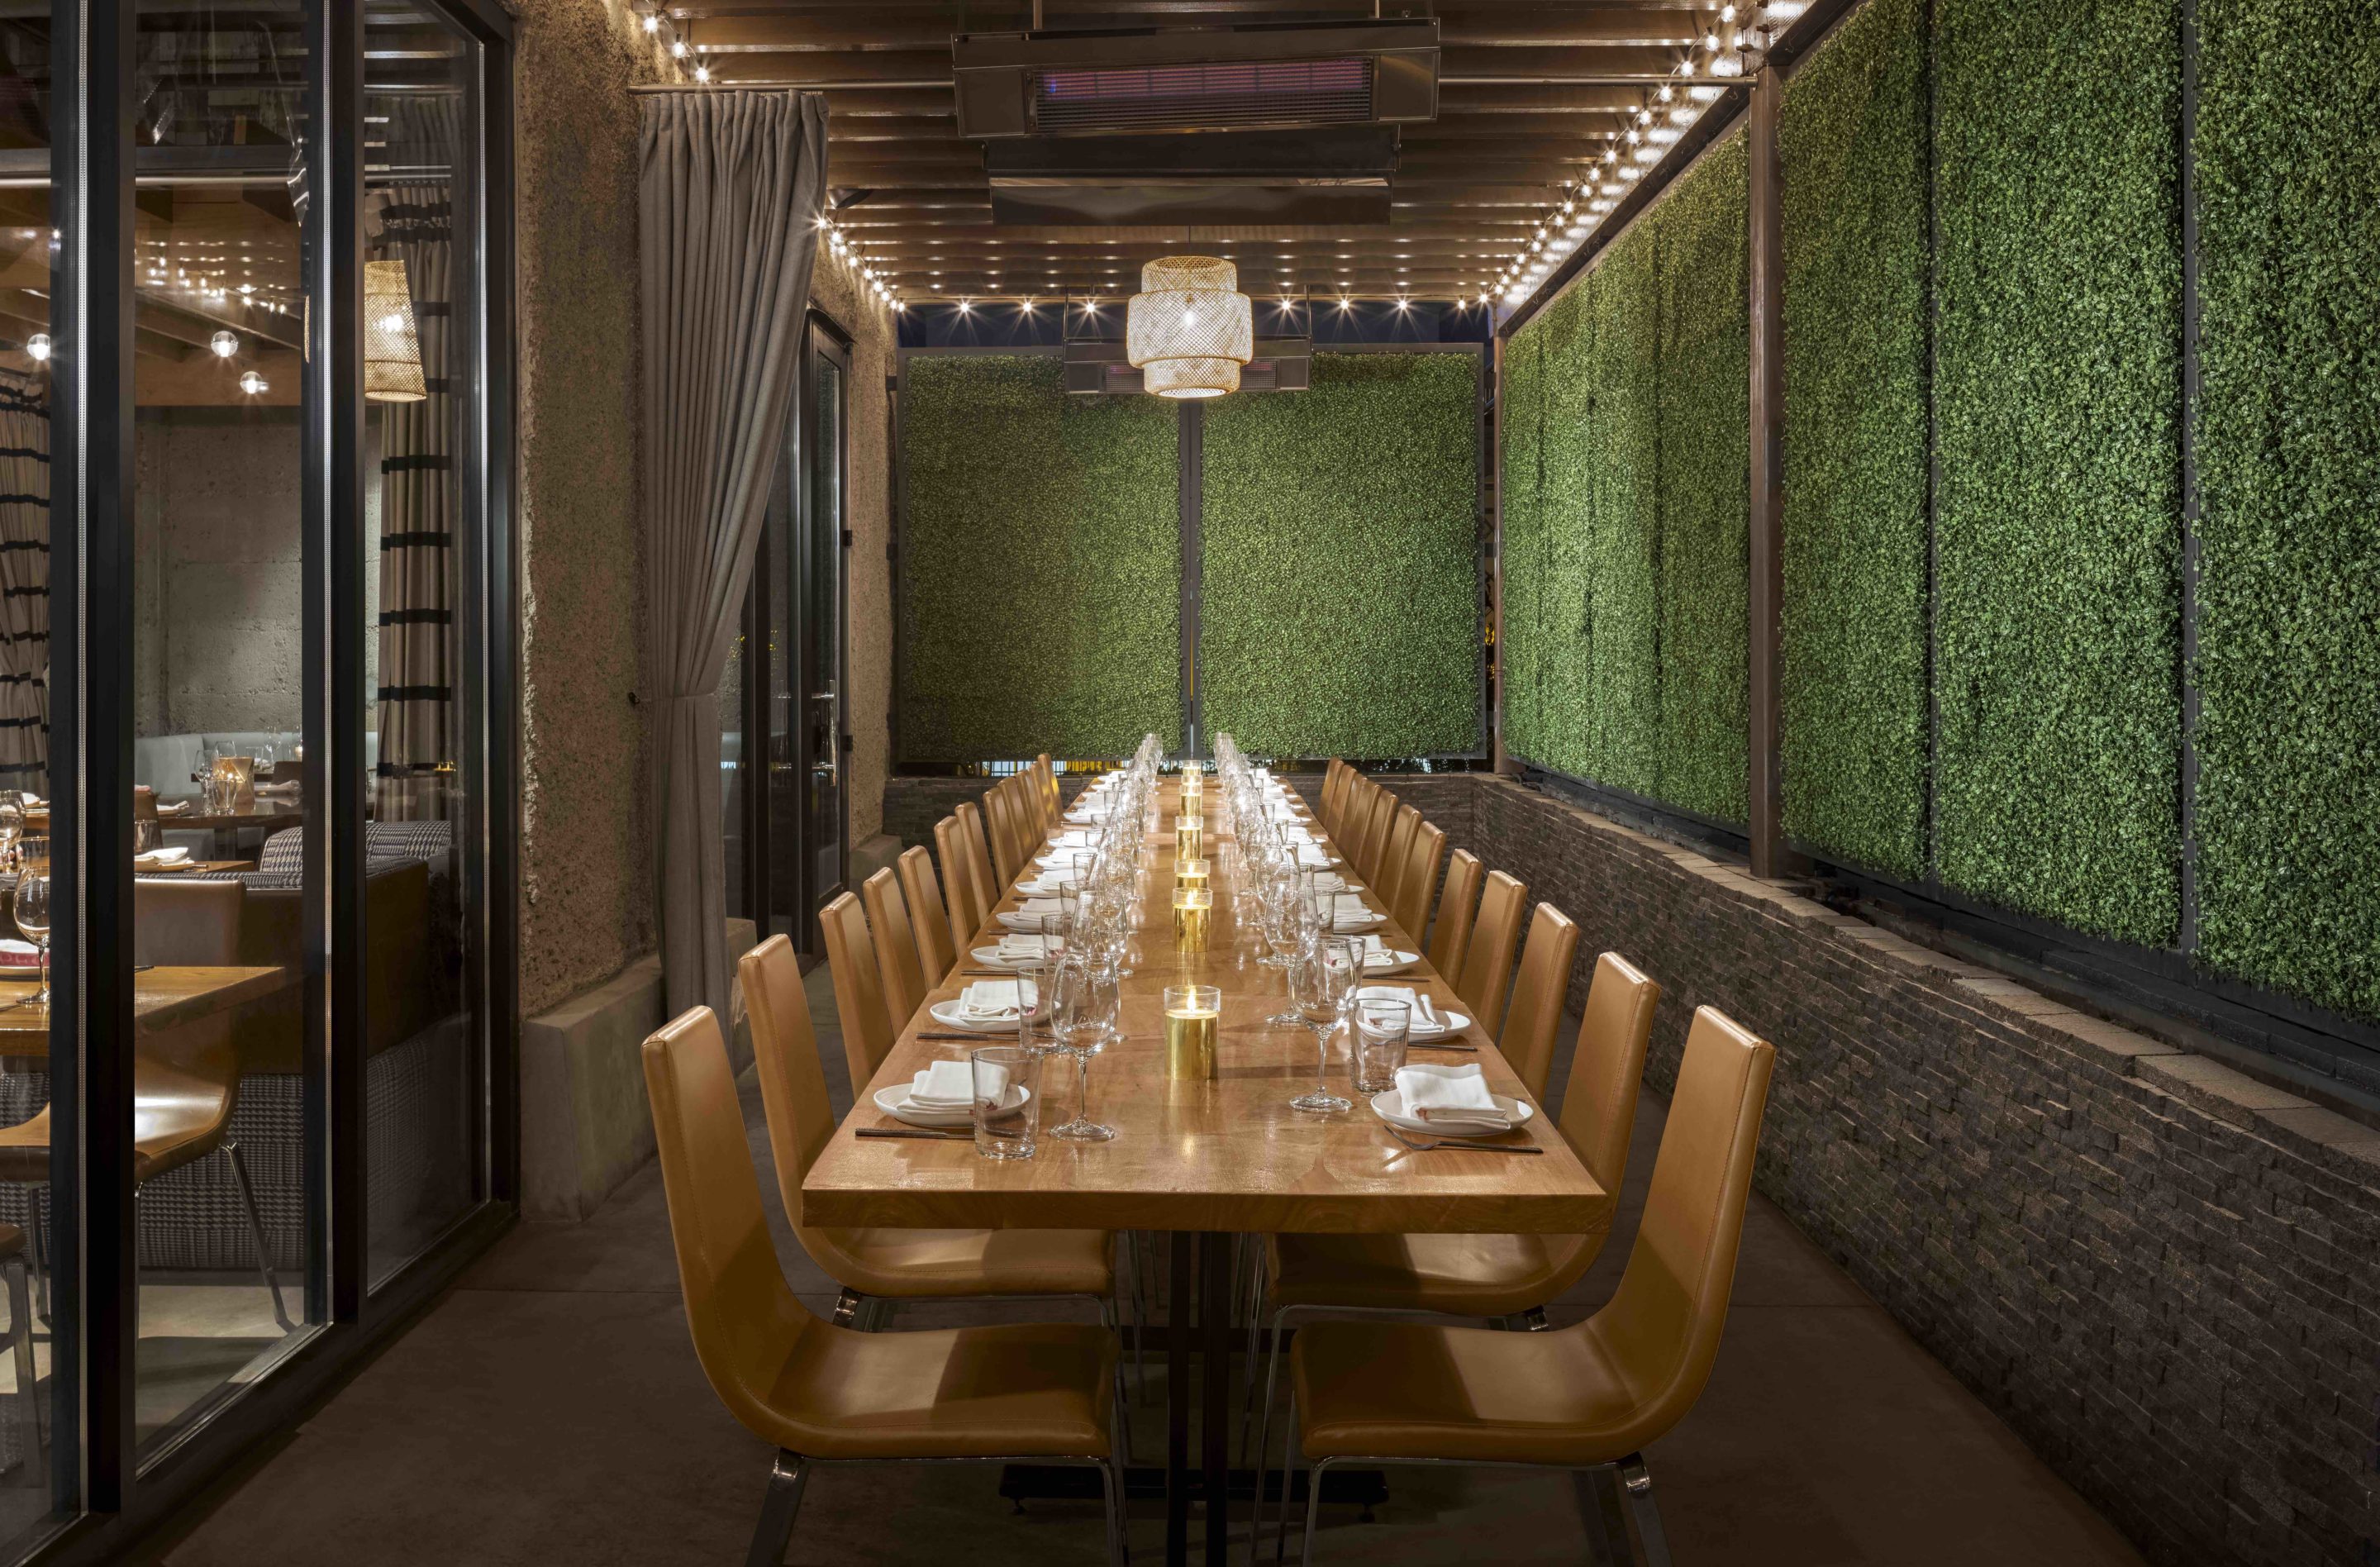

{"left": 1352, "top": 986, "right": 1471, "bottom": 1040}
{"left": 972, "top": 943, "right": 1060, "bottom": 970}
{"left": 927, "top": 993, "right": 1038, "bottom": 1033}
{"left": 874, "top": 1083, "right": 1032, "bottom": 1130}
{"left": 1361, "top": 947, "right": 1421, "bottom": 975}
{"left": 1368, "top": 1088, "right": 1535, "bottom": 1136}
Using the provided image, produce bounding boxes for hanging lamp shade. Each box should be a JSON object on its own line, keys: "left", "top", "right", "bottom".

{"left": 1126, "top": 255, "right": 1252, "bottom": 399}
{"left": 364, "top": 258, "right": 427, "bottom": 403}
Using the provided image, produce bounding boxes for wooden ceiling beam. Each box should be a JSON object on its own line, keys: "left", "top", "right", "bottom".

{"left": 713, "top": 43, "right": 1687, "bottom": 80}
{"left": 686, "top": 11, "right": 1699, "bottom": 50}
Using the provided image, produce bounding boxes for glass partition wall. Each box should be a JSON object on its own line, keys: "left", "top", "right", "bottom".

{"left": 0, "top": 0, "right": 514, "bottom": 1555}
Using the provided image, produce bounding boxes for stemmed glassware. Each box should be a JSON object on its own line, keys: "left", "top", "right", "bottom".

{"left": 1046, "top": 949, "right": 1120, "bottom": 1141}
{"left": 14, "top": 855, "right": 50, "bottom": 1007}
{"left": 1288, "top": 932, "right": 1361, "bottom": 1113}
{"left": 0, "top": 796, "right": 21, "bottom": 871}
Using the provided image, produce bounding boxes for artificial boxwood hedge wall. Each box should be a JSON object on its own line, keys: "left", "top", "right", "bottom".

{"left": 2194, "top": 0, "right": 2380, "bottom": 1020}
{"left": 1933, "top": 0, "right": 2183, "bottom": 946}
{"left": 1777, "top": 0, "right": 1929, "bottom": 879}
{"left": 1508, "top": 0, "right": 2380, "bottom": 1026}
{"left": 897, "top": 355, "right": 1182, "bottom": 758}
{"left": 1501, "top": 133, "right": 1749, "bottom": 823}
{"left": 1200, "top": 351, "right": 1482, "bottom": 758}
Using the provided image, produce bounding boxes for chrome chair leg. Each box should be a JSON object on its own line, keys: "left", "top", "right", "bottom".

{"left": 1617, "top": 1455, "right": 1672, "bottom": 1567}
{"left": 1273, "top": 1396, "right": 1304, "bottom": 1566}
{"left": 1101, "top": 1453, "right": 1130, "bottom": 1567}
{"left": 1101, "top": 1296, "right": 1135, "bottom": 1466}
{"left": 1248, "top": 1302, "right": 1310, "bottom": 1562}
{"left": 1298, "top": 1454, "right": 1336, "bottom": 1567}
{"left": 225, "top": 1143, "right": 293, "bottom": 1331}
{"left": 1518, "top": 1305, "right": 1550, "bottom": 1331}
{"left": 745, "top": 1450, "right": 812, "bottom": 1567}
{"left": 3, "top": 1259, "right": 33, "bottom": 1469}
{"left": 1236, "top": 1243, "right": 1267, "bottom": 1461}
{"left": 1574, "top": 1466, "right": 1630, "bottom": 1565}
{"left": 830, "top": 1288, "right": 866, "bottom": 1328}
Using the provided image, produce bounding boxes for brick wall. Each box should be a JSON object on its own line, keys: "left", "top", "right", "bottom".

{"left": 1443, "top": 774, "right": 2379, "bottom": 1567}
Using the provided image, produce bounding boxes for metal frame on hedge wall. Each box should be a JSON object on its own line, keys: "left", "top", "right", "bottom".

{"left": 1486, "top": 0, "right": 2380, "bottom": 1103}
{"left": 33, "top": 0, "right": 521, "bottom": 1555}
{"left": 889, "top": 337, "right": 1494, "bottom": 770}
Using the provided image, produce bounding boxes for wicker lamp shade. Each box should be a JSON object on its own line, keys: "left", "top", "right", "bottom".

{"left": 364, "top": 258, "right": 428, "bottom": 403}
{"left": 1126, "top": 255, "right": 1252, "bottom": 399}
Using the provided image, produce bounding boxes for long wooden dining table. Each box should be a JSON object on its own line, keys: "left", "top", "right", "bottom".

{"left": 802, "top": 774, "right": 1611, "bottom": 1567}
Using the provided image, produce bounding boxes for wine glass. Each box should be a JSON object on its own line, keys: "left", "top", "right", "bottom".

{"left": 1046, "top": 950, "right": 1119, "bottom": 1141}
{"left": 14, "top": 864, "right": 50, "bottom": 1007}
{"left": 1288, "top": 933, "right": 1360, "bottom": 1113}
{"left": 0, "top": 795, "right": 21, "bottom": 870}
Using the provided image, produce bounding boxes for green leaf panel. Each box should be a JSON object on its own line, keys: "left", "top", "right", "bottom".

{"left": 1199, "top": 351, "right": 1483, "bottom": 759}
{"left": 897, "top": 355, "right": 1183, "bottom": 759}
{"left": 1498, "top": 322, "right": 1552, "bottom": 763}
{"left": 1934, "top": 0, "right": 2182, "bottom": 944}
{"left": 1778, "top": 0, "right": 1930, "bottom": 877}
{"left": 2195, "top": 0, "right": 2380, "bottom": 1018}
{"left": 1651, "top": 135, "right": 1751, "bottom": 822}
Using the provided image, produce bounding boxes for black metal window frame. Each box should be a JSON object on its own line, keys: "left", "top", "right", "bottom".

{"left": 34, "top": 0, "right": 521, "bottom": 1553}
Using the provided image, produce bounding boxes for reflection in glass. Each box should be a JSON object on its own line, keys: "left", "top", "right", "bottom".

{"left": 127, "top": 0, "right": 311, "bottom": 1458}
{"left": 363, "top": 0, "right": 483, "bottom": 1286}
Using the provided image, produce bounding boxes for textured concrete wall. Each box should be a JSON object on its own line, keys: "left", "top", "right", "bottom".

{"left": 1447, "top": 774, "right": 2380, "bottom": 1567}
{"left": 514, "top": 0, "right": 671, "bottom": 1017}
{"left": 808, "top": 242, "right": 895, "bottom": 846}
{"left": 133, "top": 407, "right": 303, "bottom": 736}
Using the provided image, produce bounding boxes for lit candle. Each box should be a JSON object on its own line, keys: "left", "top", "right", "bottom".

{"left": 1175, "top": 813, "right": 1203, "bottom": 861}
{"left": 1175, "top": 856, "right": 1210, "bottom": 895}
{"left": 1163, "top": 983, "right": 1221, "bottom": 1081}
{"left": 1173, "top": 885, "right": 1211, "bottom": 950}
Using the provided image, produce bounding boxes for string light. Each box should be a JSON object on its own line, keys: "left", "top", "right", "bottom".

{"left": 814, "top": 211, "right": 900, "bottom": 312}
{"left": 1488, "top": 10, "right": 1773, "bottom": 317}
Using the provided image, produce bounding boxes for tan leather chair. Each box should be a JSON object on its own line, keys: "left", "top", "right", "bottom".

{"left": 1500, "top": 903, "right": 1581, "bottom": 1100}
{"left": 1455, "top": 869, "right": 1527, "bottom": 1038}
{"left": 955, "top": 801, "right": 1002, "bottom": 909}
{"left": 1426, "top": 849, "right": 1483, "bottom": 984}
{"left": 1248, "top": 954, "right": 1662, "bottom": 1493}
{"left": 898, "top": 845, "right": 957, "bottom": 987}
{"left": 1319, "top": 760, "right": 1348, "bottom": 836}
{"left": 0, "top": 879, "right": 289, "bottom": 1329}
{"left": 1036, "top": 753, "right": 1060, "bottom": 826}
{"left": 1340, "top": 781, "right": 1378, "bottom": 878}
{"left": 860, "top": 869, "right": 928, "bottom": 1031}
{"left": 985, "top": 782, "right": 1024, "bottom": 887}
{"left": 819, "top": 892, "right": 894, "bottom": 1093}
{"left": 641, "top": 1003, "right": 1126, "bottom": 1567}
{"left": 1392, "top": 819, "right": 1446, "bottom": 939}
{"left": 742, "top": 935, "right": 1115, "bottom": 1316}
{"left": 1355, "top": 787, "right": 1397, "bottom": 884}
{"left": 935, "top": 814, "right": 987, "bottom": 943}
{"left": 1372, "top": 806, "right": 1419, "bottom": 927}
{"left": 1283, "top": 1005, "right": 1773, "bottom": 1567}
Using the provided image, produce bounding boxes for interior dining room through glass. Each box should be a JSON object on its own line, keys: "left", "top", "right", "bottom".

{"left": 0, "top": 0, "right": 513, "bottom": 1547}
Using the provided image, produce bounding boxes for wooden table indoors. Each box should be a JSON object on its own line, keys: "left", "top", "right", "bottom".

{"left": 804, "top": 778, "right": 1611, "bottom": 1567}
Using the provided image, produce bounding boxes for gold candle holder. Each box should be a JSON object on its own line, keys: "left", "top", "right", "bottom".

{"left": 1163, "top": 984, "right": 1221, "bottom": 1081}
{"left": 1174, "top": 856, "right": 1210, "bottom": 895}
{"left": 1173, "top": 885, "right": 1211, "bottom": 951}
{"left": 1175, "top": 814, "right": 1203, "bottom": 861}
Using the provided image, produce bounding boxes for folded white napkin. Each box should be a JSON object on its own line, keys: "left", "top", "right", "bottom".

{"left": 995, "top": 932, "right": 1053, "bottom": 964}
{"left": 1331, "top": 893, "right": 1381, "bottom": 931}
{"left": 1359, "top": 934, "right": 1395, "bottom": 966}
{"left": 1308, "top": 871, "right": 1355, "bottom": 894}
{"left": 959, "top": 979, "right": 1035, "bottom": 1022}
{"left": 1393, "top": 1062, "right": 1512, "bottom": 1131}
{"left": 1267, "top": 801, "right": 1301, "bottom": 821}
{"left": 910, "top": 1057, "right": 1003, "bottom": 1112}
{"left": 1054, "top": 829, "right": 1097, "bottom": 847}
{"left": 1366, "top": 986, "right": 1449, "bottom": 1038}
{"left": 1001, "top": 897, "right": 1064, "bottom": 927}
{"left": 1295, "top": 844, "right": 1332, "bottom": 868}
{"left": 155, "top": 800, "right": 191, "bottom": 817}
{"left": 135, "top": 847, "right": 193, "bottom": 869}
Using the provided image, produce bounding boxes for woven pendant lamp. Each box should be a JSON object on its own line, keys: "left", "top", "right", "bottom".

{"left": 1126, "top": 256, "right": 1252, "bottom": 399}
{"left": 364, "top": 259, "right": 428, "bottom": 403}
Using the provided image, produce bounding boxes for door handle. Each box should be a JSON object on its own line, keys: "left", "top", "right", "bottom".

{"left": 810, "top": 691, "right": 839, "bottom": 785}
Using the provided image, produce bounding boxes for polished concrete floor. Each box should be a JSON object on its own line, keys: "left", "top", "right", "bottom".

{"left": 132, "top": 967, "right": 2146, "bottom": 1566}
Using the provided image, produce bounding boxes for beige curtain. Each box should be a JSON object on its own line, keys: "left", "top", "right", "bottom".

{"left": 642, "top": 90, "right": 828, "bottom": 1019}
{"left": 0, "top": 370, "right": 45, "bottom": 793}
{"left": 369, "top": 93, "right": 463, "bottom": 821}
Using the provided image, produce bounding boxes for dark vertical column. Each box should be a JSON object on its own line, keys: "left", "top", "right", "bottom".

{"left": 1199, "top": 1231, "right": 1230, "bottom": 1567}
{"left": 54, "top": 0, "right": 139, "bottom": 1507}
{"left": 303, "top": 0, "right": 367, "bottom": 1322}
{"left": 1178, "top": 402, "right": 1202, "bottom": 760}
{"left": 1164, "top": 1230, "right": 1193, "bottom": 1567}
{"left": 2177, "top": 0, "right": 2201, "bottom": 952}
{"left": 1746, "top": 64, "right": 1792, "bottom": 879}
